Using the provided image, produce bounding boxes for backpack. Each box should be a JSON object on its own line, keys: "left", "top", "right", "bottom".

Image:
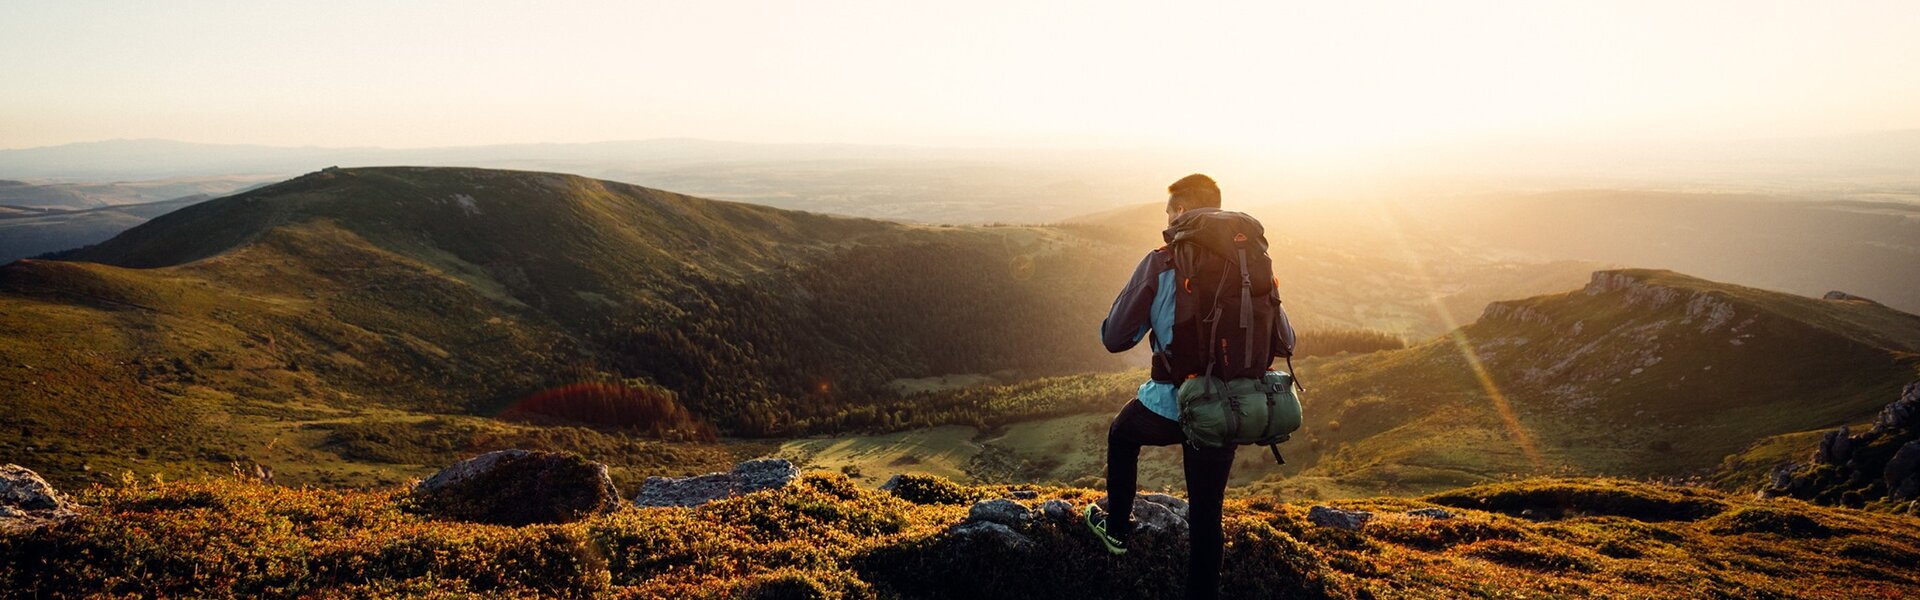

{"left": 1155, "top": 209, "right": 1302, "bottom": 462}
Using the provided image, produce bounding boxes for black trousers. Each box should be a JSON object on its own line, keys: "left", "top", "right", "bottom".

{"left": 1106, "top": 398, "right": 1235, "bottom": 600}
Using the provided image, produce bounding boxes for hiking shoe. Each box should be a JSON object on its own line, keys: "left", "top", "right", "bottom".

{"left": 1083, "top": 504, "right": 1128, "bottom": 555}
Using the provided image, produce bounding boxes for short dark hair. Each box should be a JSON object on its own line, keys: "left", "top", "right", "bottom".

{"left": 1168, "top": 173, "right": 1220, "bottom": 209}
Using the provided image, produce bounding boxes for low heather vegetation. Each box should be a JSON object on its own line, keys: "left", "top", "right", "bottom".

{"left": 3, "top": 472, "right": 1915, "bottom": 598}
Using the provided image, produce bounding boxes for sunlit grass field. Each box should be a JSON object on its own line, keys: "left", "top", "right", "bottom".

{"left": 4, "top": 471, "right": 1916, "bottom": 598}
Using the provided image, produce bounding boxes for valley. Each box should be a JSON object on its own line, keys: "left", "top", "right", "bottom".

{"left": 1, "top": 166, "right": 1915, "bottom": 513}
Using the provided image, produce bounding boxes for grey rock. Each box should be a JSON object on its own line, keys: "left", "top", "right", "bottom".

{"left": 1872, "top": 382, "right": 1920, "bottom": 435}
{"left": 1308, "top": 505, "right": 1374, "bottom": 531}
{"left": 1040, "top": 499, "right": 1075, "bottom": 524}
{"left": 634, "top": 458, "right": 799, "bottom": 508}
{"left": 411, "top": 450, "right": 620, "bottom": 526}
{"left": 417, "top": 449, "right": 530, "bottom": 492}
{"left": 950, "top": 520, "right": 1036, "bottom": 551}
{"left": 1131, "top": 497, "right": 1188, "bottom": 538}
{"left": 879, "top": 474, "right": 904, "bottom": 492}
{"left": 1406, "top": 507, "right": 1456, "bottom": 520}
{"left": 1008, "top": 489, "right": 1038, "bottom": 500}
{"left": 1094, "top": 496, "right": 1191, "bottom": 540}
{"left": 1885, "top": 441, "right": 1920, "bottom": 500}
{"left": 733, "top": 458, "right": 801, "bottom": 491}
{"left": 1816, "top": 426, "right": 1853, "bottom": 465}
{"left": 967, "top": 498, "right": 1032, "bottom": 527}
{"left": 0, "top": 464, "right": 70, "bottom": 512}
{"left": 1140, "top": 493, "right": 1190, "bottom": 519}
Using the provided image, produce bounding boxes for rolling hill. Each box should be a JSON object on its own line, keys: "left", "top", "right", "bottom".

{"left": 10, "top": 165, "right": 1911, "bottom": 505}
{"left": 0, "top": 166, "right": 1642, "bottom": 491}
{"left": 1259, "top": 269, "right": 1920, "bottom": 498}
{"left": 1, "top": 166, "right": 1140, "bottom": 488}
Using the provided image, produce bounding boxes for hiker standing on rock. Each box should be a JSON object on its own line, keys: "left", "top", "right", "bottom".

{"left": 1085, "top": 174, "right": 1299, "bottom": 600}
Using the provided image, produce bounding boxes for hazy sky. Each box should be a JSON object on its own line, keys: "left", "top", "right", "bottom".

{"left": 4, "top": 1, "right": 1917, "bottom": 152}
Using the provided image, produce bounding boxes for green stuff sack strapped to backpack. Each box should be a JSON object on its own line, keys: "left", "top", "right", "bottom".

{"left": 1177, "top": 370, "right": 1302, "bottom": 463}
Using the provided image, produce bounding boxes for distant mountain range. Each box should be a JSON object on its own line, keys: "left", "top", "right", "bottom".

{"left": 0, "top": 139, "right": 1165, "bottom": 224}
{"left": 0, "top": 194, "right": 222, "bottom": 262}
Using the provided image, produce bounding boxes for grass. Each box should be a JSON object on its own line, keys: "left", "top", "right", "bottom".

{"left": 3, "top": 472, "right": 1915, "bottom": 598}
{"left": 1241, "top": 269, "right": 1920, "bottom": 499}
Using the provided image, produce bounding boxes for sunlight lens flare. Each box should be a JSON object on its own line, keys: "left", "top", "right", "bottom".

{"left": 1370, "top": 201, "right": 1545, "bottom": 469}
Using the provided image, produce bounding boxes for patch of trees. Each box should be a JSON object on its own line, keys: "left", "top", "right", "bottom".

{"left": 498, "top": 380, "right": 717, "bottom": 442}
{"left": 584, "top": 234, "right": 1134, "bottom": 436}
{"left": 1296, "top": 328, "right": 1407, "bottom": 357}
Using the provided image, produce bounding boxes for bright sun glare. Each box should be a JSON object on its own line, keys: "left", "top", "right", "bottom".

{"left": 2, "top": 1, "right": 1915, "bottom": 152}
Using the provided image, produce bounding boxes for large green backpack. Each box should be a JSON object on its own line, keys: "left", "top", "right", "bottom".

{"left": 1177, "top": 370, "right": 1303, "bottom": 463}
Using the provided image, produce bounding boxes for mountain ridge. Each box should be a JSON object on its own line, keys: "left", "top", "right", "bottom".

{"left": 1256, "top": 267, "right": 1920, "bottom": 499}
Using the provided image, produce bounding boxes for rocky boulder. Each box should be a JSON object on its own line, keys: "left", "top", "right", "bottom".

{"left": 1763, "top": 380, "right": 1920, "bottom": 508}
{"left": 1039, "top": 498, "right": 1076, "bottom": 524}
{"left": 950, "top": 520, "right": 1036, "bottom": 552}
{"left": 410, "top": 450, "right": 620, "bottom": 526}
{"left": 1822, "top": 291, "right": 1876, "bottom": 303}
{"left": 0, "top": 464, "right": 76, "bottom": 531}
{"left": 1885, "top": 441, "right": 1920, "bottom": 500}
{"left": 934, "top": 497, "right": 1042, "bottom": 553}
{"left": 1, "top": 464, "right": 69, "bottom": 511}
{"left": 633, "top": 458, "right": 799, "bottom": 508}
{"left": 1872, "top": 382, "right": 1920, "bottom": 435}
{"left": 967, "top": 498, "right": 1032, "bottom": 527}
{"left": 1308, "top": 506, "right": 1374, "bottom": 531}
{"left": 1090, "top": 494, "right": 1191, "bottom": 541}
{"left": 1139, "top": 493, "right": 1190, "bottom": 519}
{"left": 1816, "top": 426, "right": 1853, "bottom": 465}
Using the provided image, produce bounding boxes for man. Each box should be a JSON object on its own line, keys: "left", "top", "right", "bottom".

{"left": 1085, "top": 173, "right": 1288, "bottom": 600}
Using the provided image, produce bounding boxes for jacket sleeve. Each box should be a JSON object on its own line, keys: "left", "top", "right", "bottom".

{"left": 1100, "top": 252, "right": 1160, "bottom": 353}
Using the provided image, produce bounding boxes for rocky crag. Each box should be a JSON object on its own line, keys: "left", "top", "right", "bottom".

{"left": 1764, "top": 381, "right": 1920, "bottom": 513}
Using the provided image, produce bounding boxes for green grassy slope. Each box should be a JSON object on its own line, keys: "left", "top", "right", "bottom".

{"left": 0, "top": 167, "right": 1142, "bottom": 488}
{"left": 1256, "top": 269, "right": 1920, "bottom": 498}
{"left": 3, "top": 472, "right": 1914, "bottom": 598}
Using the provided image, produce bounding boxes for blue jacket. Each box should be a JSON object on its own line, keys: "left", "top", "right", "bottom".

{"left": 1100, "top": 241, "right": 1184, "bottom": 420}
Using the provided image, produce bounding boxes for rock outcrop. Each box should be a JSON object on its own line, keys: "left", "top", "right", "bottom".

{"left": 633, "top": 458, "right": 799, "bottom": 508}
{"left": 1039, "top": 498, "right": 1075, "bottom": 523}
{"left": 942, "top": 492, "right": 1194, "bottom": 552}
{"left": 1871, "top": 381, "right": 1920, "bottom": 435}
{"left": 1764, "top": 381, "right": 1920, "bottom": 511}
{"left": 0, "top": 464, "right": 76, "bottom": 531}
{"left": 967, "top": 498, "right": 1032, "bottom": 527}
{"left": 410, "top": 450, "right": 620, "bottom": 525}
{"left": 1822, "top": 291, "right": 1879, "bottom": 304}
{"left": 1816, "top": 426, "right": 1854, "bottom": 465}
{"left": 1582, "top": 270, "right": 1738, "bottom": 332}
{"left": 1307, "top": 505, "right": 1374, "bottom": 530}
{"left": 1884, "top": 441, "right": 1920, "bottom": 500}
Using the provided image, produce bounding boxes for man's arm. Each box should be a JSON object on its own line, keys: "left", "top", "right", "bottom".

{"left": 1100, "top": 251, "right": 1161, "bottom": 353}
